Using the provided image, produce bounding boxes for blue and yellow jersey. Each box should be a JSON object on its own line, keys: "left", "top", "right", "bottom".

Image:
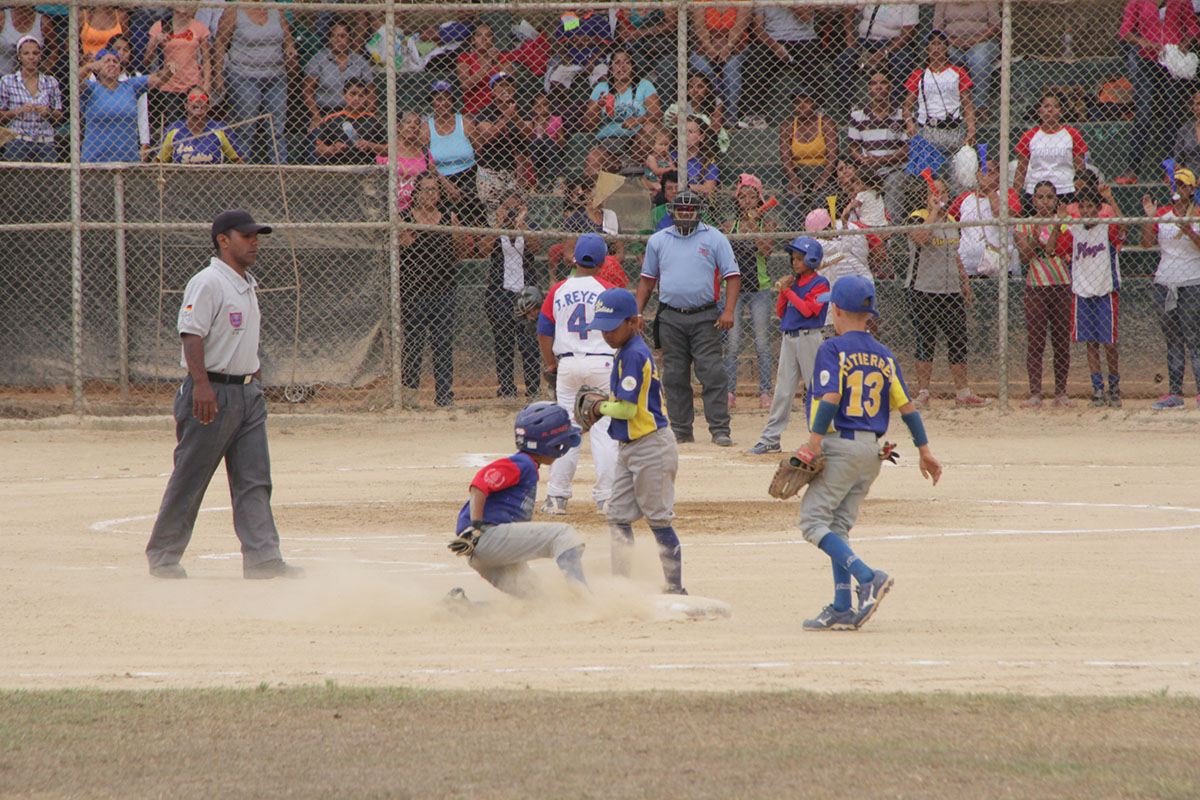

{"left": 156, "top": 119, "right": 243, "bottom": 164}
{"left": 807, "top": 330, "right": 911, "bottom": 437}
{"left": 607, "top": 335, "right": 668, "bottom": 442}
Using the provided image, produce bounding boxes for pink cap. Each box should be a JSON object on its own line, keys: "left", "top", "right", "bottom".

{"left": 736, "top": 173, "right": 763, "bottom": 198}
{"left": 805, "top": 208, "right": 832, "bottom": 231}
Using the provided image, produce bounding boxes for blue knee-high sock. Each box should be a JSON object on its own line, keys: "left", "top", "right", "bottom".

{"left": 650, "top": 526, "right": 683, "bottom": 591}
{"left": 832, "top": 561, "right": 853, "bottom": 612}
{"left": 1107, "top": 373, "right": 1120, "bottom": 391}
{"left": 1090, "top": 372, "right": 1103, "bottom": 392}
{"left": 609, "top": 523, "right": 635, "bottom": 577}
{"left": 818, "top": 532, "right": 874, "bottom": 586}
{"left": 555, "top": 546, "right": 588, "bottom": 587}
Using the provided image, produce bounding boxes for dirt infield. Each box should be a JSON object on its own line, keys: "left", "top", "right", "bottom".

{"left": 2, "top": 403, "right": 1198, "bottom": 696}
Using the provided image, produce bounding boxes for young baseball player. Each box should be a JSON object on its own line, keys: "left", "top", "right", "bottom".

{"left": 447, "top": 402, "right": 589, "bottom": 601}
{"left": 1066, "top": 186, "right": 1126, "bottom": 407}
{"left": 746, "top": 237, "right": 830, "bottom": 455}
{"left": 794, "top": 275, "right": 942, "bottom": 630}
{"left": 582, "top": 287, "right": 686, "bottom": 595}
{"left": 536, "top": 233, "right": 619, "bottom": 515}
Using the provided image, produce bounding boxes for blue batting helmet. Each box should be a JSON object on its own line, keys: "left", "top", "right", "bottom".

{"left": 784, "top": 236, "right": 823, "bottom": 270}
{"left": 574, "top": 232, "right": 608, "bottom": 268}
{"left": 514, "top": 402, "right": 581, "bottom": 459}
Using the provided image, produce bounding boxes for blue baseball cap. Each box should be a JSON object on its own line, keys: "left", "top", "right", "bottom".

{"left": 489, "top": 71, "right": 514, "bottom": 88}
{"left": 585, "top": 288, "right": 639, "bottom": 331}
{"left": 818, "top": 275, "right": 878, "bottom": 317}
{"left": 429, "top": 80, "right": 454, "bottom": 94}
{"left": 573, "top": 233, "right": 607, "bottom": 268}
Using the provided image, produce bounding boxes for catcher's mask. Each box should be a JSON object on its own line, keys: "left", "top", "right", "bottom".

{"left": 514, "top": 402, "right": 582, "bottom": 459}
{"left": 668, "top": 190, "right": 705, "bottom": 236}
{"left": 513, "top": 285, "right": 544, "bottom": 320}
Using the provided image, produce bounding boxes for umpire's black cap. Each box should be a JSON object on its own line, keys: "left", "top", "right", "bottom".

{"left": 212, "top": 209, "right": 273, "bottom": 250}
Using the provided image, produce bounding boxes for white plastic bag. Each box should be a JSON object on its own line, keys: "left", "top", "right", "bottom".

{"left": 1160, "top": 44, "right": 1198, "bottom": 81}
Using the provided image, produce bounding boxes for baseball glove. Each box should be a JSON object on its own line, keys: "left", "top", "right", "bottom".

{"left": 448, "top": 523, "right": 483, "bottom": 557}
{"left": 767, "top": 446, "right": 826, "bottom": 499}
{"left": 513, "top": 286, "right": 544, "bottom": 320}
{"left": 574, "top": 385, "right": 608, "bottom": 432}
{"left": 879, "top": 441, "right": 899, "bottom": 464}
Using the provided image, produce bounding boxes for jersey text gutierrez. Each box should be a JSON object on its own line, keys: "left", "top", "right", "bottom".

{"left": 839, "top": 352, "right": 896, "bottom": 378}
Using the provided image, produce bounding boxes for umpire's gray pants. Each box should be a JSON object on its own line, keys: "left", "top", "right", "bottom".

{"left": 146, "top": 376, "right": 282, "bottom": 569}
{"left": 757, "top": 329, "right": 823, "bottom": 448}
{"left": 658, "top": 306, "right": 730, "bottom": 438}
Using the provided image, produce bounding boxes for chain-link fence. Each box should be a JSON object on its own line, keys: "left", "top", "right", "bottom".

{"left": 1, "top": 0, "right": 1198, "bottom": 416}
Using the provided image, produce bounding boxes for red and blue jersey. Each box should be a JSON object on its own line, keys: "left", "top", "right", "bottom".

{"left": 608, "top": 335, "right": 668, "bottom": 442}
{"left": 455, "top": 451, "right": 541, "bottom": 531}
{"left": 807, "top": 331, "right": 912, "bottom": 438}
{"left": 778, "top": 272, "right": 829, "bottom": 332}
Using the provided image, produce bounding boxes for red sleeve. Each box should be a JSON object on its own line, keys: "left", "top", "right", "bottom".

{"left": 904, "top": 69, "right": 923, "bottom": 95}
{"left": 1109, "top": 223, "right": 1125, "bottom": 247}
{"left": 947, "top": 190, "right": 972, "bottom": 220}
{"left": 776, "top": 290, "right": 788, "bottom": 319}
{"left": 540, "top": 279, "right": 565, "bottom": 322}
{"left": 1054, "top": 226, "right": 1073, "bottom": 259}
{"left": 1015, "top": 128, "right": 1036, "bottom": 157}
{"left": 954, "top": 65, "right": 972, "bottom": 92}
{"left": 1066, "top": 126, "right": 1088, "bottom": 154}
{"left": 1118, "top": 0, "right": 1140, "bottom": 38}
{"left": 1007, "top": 189, "right": 1022, "bottom": 216}
{"left": 470, "top": 457, "right": 522, "bottom": 495}
{"left": 785, "top": 280, "right": 827, "bottom": 317}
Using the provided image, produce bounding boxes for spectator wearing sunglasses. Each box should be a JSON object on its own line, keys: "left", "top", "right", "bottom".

{"left": 156, "top": 85, "right": 242, "bottom": 163}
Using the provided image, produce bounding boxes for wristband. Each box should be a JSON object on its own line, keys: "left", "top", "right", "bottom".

{"left": 900, "top": 411, "right": 928, "bottom": 448}
{"left": 470, "top": 519, "right": 485, "bottom": 531}
{"left": 810, "top": 399, "right": 837, "bottom": 436}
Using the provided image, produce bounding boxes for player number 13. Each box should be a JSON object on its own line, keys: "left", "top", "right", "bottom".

{"left": 845, "top": 370, "right": 884, "bottom": 417}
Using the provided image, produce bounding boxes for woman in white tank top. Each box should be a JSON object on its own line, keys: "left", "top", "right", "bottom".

{"left": 0, "top": 7, "right": 52, "bottom": 76}
{"left": 213, "top": 2, "right": 297, "bottom": 164}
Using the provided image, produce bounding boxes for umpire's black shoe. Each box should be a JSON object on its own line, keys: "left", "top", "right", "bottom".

{"left": 149, "top": 563, "right": 187, "bottom": 579}
{"left": 243, "top": 559, "right": 305, "bottom": 580}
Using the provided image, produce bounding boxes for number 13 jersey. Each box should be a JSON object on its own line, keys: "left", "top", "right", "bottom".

{"left": 807, "top": 330, "right": 912, "bottom": 437}
{"left": 537, "top": 275, "right": 618, "bottom": 357}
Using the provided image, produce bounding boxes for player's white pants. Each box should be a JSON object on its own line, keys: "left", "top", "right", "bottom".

{"left": 547, "top": 353, "right": 617, "bottom": 502}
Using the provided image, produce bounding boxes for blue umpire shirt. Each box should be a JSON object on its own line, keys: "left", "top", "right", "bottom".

{"left": 641, "top": 222, "right": 738, "bottom": 309}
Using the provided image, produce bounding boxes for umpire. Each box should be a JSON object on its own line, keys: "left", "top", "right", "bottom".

{"left": 636, "top": 191, "right": 740, "bottom": 446}
{"left": 145, "top": 209, "right": 303, "bottom": 580}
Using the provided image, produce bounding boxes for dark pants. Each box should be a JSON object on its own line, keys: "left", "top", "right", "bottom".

{"left": 146, "top": 376, "right": 282, "bottom": 569}
{"left": 832, "top": 40, "right": 914, "bottom": 103}
{"left": 528, "top": 134, "right": 564, "bottom": 190}
{"left": 484, "top": 285, "right": 542, "bottom": 397}
{"left": 1024, "top": 284, "right": 1073, "bottom": 397}
{"left": 1155, "top": 283, "right": 1200, "bottom": 396}
{"left": 658, "top": 305, "right": 730, "bottom": 439}
{"left": 1127, "top": 47, "right": 1187, "bottom": 176}
{"left": 401, "top": 292, "right": 456, "bottom": 405}
{"left": 3, "top": 139, "right": 56, "bottom": 162}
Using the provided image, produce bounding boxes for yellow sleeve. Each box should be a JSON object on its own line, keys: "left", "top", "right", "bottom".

{"left": 888, "top": 359, "right": 911, "bottom": 408}
{"left": 215, "top": 130, "right": 242, "bottom": 164}
{"left": 155, "top": 128, "right": 176, "bottom": 163}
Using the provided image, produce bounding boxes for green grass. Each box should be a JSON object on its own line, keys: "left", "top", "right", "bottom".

{"left": 1, "top": 688, "right": 1198, "bottom": 799}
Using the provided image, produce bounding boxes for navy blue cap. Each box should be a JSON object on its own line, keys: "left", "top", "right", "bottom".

{"left": 818, "top": 275, "right": 878, "bottom": 317}
{"left": 430, "top": 79, "right": 454, "bottom": 93}
{"left": 585, "top": 288, "right": 639, "bottom": 331}
{"left": 573, "top": 233, "right": 607, "bottom": 268}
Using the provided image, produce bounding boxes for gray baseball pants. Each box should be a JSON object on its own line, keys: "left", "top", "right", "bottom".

{"left": 605, "top": 426, "right": 679, "bottom": 528}
{"left": 757, "top": 329, "right": 823, "bottom": 449}
{"left": 146, "top": 376, "right": 282, "bottom": 569}
{"left": 798, "top": 431, "right": 883, "bottom": 546}
{"left": 658, "top": 306, "right": 730, "bottom": 439}
{"left": 468, "top": 521, "right": 583, "bottom": 597}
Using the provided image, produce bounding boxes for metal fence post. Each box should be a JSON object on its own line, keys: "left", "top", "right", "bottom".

{"left": 385, "top": 0, "right": 401, "bottom": 409}
{"left": 114, "top": 169, "right": 129, "bottom": 399}
{"left": 996, "top": 0, "right": 1013, "bottom": 411}
{"left": 675, "top": 0, "right": 688, "bottom": 185}
{"left": 68, "top": 1, "right": 83, "bottom": 415}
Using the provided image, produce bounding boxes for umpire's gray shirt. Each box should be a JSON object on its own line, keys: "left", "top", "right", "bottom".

{"left": 178, "top": 257, "right": 262, "bottom": 375}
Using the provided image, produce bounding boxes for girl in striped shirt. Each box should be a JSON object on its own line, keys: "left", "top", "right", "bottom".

{"left": 1013, "top": 181, "right": 1074, "bottom": 407}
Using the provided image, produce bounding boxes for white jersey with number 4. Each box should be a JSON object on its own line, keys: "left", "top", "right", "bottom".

{"left": 538, "top": 275, "right": 618, "bottom": 357}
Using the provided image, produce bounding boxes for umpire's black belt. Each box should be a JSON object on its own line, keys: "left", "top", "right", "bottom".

{"left": 206, "top": 371, "right": 253, "bottom": 385}
{"left": 659, "top": 302, "right": 716, "bottom": 315}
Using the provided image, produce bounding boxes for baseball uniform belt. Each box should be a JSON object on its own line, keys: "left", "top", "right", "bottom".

{"left": 837, "top": 428, "right": 880, "bottom": 442}
{"left": 557, "top": 353, "right": 612, "bottom": 359}
{"left": 206, "top": 372, "right": 254, "bottom": 385}
{"left": 659, "top": 302, "right": 716, "bottom": 315}
{"left": 783, "top": 329, "right": 821, "bottom": 338}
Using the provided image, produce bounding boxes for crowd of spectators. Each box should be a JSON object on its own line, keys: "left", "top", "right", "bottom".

{"left": 4, "top": 1, "right": 1200, "bottom": 409}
